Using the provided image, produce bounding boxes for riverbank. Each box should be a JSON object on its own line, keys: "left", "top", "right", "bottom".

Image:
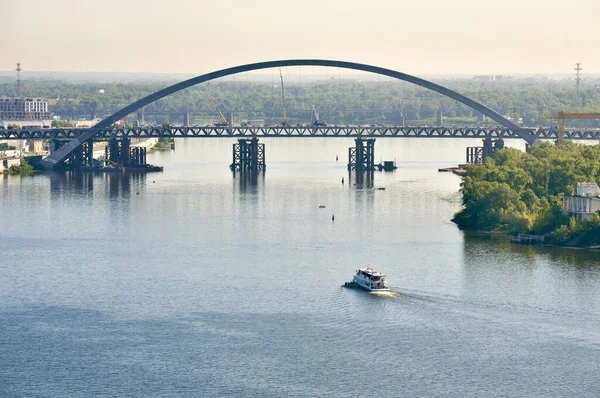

{"left": 462, "top": 228, "right": 600, "bottom": 251}
{"left": 453, "top": 142, "right": 600, "bottom": 249}
{"left": 147, "top": 137, "right": 173, "bottom": 152}
{"left": 1, "top": 159, "right": 35, "bottom": 175}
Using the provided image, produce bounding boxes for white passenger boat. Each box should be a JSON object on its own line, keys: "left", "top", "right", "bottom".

{"left": 351, "top": 266, "right": 389, "bottom": 292}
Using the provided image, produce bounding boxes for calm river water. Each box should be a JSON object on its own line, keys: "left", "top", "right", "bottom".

{"left": 1, "top": 138, "right": 600, "bottom": 397}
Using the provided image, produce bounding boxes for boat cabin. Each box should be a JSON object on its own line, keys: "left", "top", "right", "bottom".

{"left": 356, "top": 267, "right": 386, "bottom": 281}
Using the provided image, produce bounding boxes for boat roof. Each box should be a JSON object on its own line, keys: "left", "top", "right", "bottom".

{"left": 359, "top": 267, "right": 385, "bottom": 276}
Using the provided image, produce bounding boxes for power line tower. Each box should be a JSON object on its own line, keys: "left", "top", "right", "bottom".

{"left": 16, "top": 63, "right": 22, "bottom": 97}
{"left": 575, "top": 63, "right": 582, "bottom": 93}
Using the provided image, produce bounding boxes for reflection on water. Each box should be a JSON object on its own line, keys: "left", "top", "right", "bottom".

{"left": 232, "top": 171, "right": 265, "bottom": 195}
{"left": 463, "top": 229, "right": 600, "bottom": 268}
{"left": 349, "top": 171, "right": 374, "bottom": 189}
{"left": 47, "top": 171, "right": 149, "bottom": 200}
{"left": 2, "top": 138, "right": 600, "bottom": 397}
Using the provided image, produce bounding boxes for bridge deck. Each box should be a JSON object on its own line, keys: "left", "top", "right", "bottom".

{"left": 1, "top": 126, "right": 599, "bottom": 140}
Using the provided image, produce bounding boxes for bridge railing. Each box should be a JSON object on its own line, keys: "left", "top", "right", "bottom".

{"left": 1, "top": 126, "right": 599, "bottom": 140}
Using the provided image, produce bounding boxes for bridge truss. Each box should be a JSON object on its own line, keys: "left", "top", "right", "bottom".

{"left": 3, "top": 126, "right": 599, "bottom": 140}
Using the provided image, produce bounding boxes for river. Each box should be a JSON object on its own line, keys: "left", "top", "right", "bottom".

{"left": 1, "top": 138, "right": 600, "bottom": 397}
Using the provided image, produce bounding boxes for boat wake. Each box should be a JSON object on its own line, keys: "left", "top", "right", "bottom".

{"left": 369, "top": 290, "right": 400, "bottom": 298}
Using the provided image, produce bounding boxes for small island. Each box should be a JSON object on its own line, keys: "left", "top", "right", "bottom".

{"left": 452, "top": 142, "right": 600, "bottom": 248}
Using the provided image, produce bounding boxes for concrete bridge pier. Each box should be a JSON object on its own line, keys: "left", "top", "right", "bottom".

{"left": 230, "top": 138, "right": 265, "bottom": 173}
{"left": 130, "top": 147, "right": 147, "bottom": 166}
{"left": 122, "top": 138, "right": 131, "bottom": 167}
{"left": 436, "top": 110, "right": 443, "bottom": 126}
{"left": 69, "top": 145, "right": 84, "bottom": 169}
{"left": 49, "top": 139, "right": 62, "bottom": 154}
{"left": 348, "top": 137, "right": 375, "bottom": 172}
{"left": 108, "top": 138, "right": 121, "bottom": 165}
{"left": 84, "top": 139, "right": 94, "bottom": 167}
{"left": 183, "top": 112, "right": 190, "bottom": 126}
{"left": 104, "top": 138, "right": 155, "bottom": 168}
{"left": 51, "top": 139, "right": 90, "bottom": 170}
{"left": 466, "top": 137, "right": 505, "bottom": 164}
{"left": 106, "top": 138, "right": 142, "bottom": 167}
{"left": 482, "top": 137, "right": 494, "bottom": 160}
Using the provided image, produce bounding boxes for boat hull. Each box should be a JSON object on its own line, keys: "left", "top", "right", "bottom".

{"left": 352, "top": 275, "right": 389, "bottom": 292}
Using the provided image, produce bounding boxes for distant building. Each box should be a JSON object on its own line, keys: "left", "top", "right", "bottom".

{"left": 472, "top": 75, "right": 513, "bottom": 82}
{"left": 25, "top": 140, "right": 45, "bottom": 154}
{"left": 562, "top": 183, "right": 600, "bottom": 221}
{"left": 0, "top": 97, "right": 52, "bottom": 120}
{"left": 2, "top": 158, "right": 21, "bottom": 169}
{"left": 72, "top": 119, "right": 100, "bottom": 128}
{"left": 473, "top": 75, "right": 494, "bottom": 82}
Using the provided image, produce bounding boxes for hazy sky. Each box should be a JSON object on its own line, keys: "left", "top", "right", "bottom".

{"left": 2, "top": 0, "right": 599, "bottom": 75}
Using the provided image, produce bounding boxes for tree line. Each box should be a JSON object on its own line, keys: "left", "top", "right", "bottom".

{"left": 1, "top": 78, "right": 600, "bottom": 127}
{"left": 453, "top": 142, "right": 600, "bottom": 246}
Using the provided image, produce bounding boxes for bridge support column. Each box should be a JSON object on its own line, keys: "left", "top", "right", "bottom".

{"left": 83, "top": 139, "right": 94, "bottom": 167}
{"left": 129, "top": 146, "right": 147, "bottom": 167}
{"left": 482, "top": 137, "right": 494, "bottom": 161}
{"left": 137, "top": 111, "right": 144, "bottom": 124}
{"left": 466, "top": 137, "right": 505, "bottom": 164}
{"left": 122, "top": 138, "right": 131, "bottom": 167}
{"left": 50, "top": 139, "right": 62, "bottom": 153}
{"left": 69, "top": 145, "right": 84, "bottom": 169}
{"left": 436, "top": 110, "right": 443, "bottom": 126}
{"left": 466, "top": 146, "right": 483, "bottom": 164}
{"left": 109, "top": 137, "right": 120, "bottom": 164}
{"left": 348, "top": 137, "right": 375, "bottom": 172}
{"left": 230, "top": 138, "right": 265, "bottom": 173}
{"left": 183, "top": 112, "right": 190, "bottom": 126}
{"left": 131, "top": 147, "right": 138, "bottom": 166}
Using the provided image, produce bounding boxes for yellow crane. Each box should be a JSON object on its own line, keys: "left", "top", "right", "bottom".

{"left": 210, "top": 98, "right": 228, "bottom": 126}
{"left": 543, "top": 112, "right": 600, "bottom": 143}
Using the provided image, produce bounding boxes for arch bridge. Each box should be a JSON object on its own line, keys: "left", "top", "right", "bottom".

{"left": 40, "top": 59, "right": 540, "bottom": 169}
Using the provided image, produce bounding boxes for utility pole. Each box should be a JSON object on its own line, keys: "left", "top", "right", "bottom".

{"left": 575, "top": 63, "right": 582, "bottom": 94}
{"left": 16, "top": 63, "right": 22, "bottom": 97}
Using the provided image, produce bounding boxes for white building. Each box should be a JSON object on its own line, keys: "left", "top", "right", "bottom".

{"left": 562, "top": 183, "right": 600, "bottom": 221}
{"left": 0, "top": 97, "right": 52, "bottom": 120}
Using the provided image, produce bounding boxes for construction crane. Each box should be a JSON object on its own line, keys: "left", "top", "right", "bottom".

{"left": 544, "top": 112, "right": 600, "bottom": 143}
{"left": 210, "top": 98, "right": 228, "bottom": 126}
{"left": 280, "top": 68, "right": 289, "bottom": 126}
{"left": 312, "top": 105, "right": 326, "bottom": 126}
